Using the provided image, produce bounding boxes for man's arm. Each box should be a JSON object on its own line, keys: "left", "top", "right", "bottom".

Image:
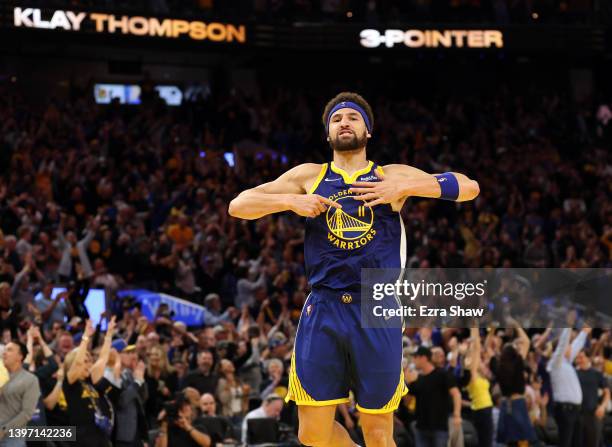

{"left": 569, "top": 327, "right": 590, "bottom": 362}
{"left": 228, "top": 163, "right": 340, "bottom": 220}
{"left": 350, "top": 164, "right": 479, "bottom": 210}
{"left": 449, "top": 387, "right": 462, "bottom": 427}
{"left": 547, "top": 328, "right": 571, "bottom": 371}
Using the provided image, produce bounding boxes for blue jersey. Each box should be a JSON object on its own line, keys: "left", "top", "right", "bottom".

{"left": 304, "top": 161, "right": 406, "bottom": 293}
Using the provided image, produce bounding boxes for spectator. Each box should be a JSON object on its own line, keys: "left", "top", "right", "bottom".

{"left": 575, "top": 345, "right": 610, "bottom": 447}
{"left": 34, "top": 284, "right": 71, "bottom": 331}
{"left": 166, "top": 214, "right": 194, "bottom": 252}
{"left": 181, "top": 350, "right": 218, "bottom": 396}
{"left": 241, "top": 394, "right": 284, "bottom": 445}
{"left": 56, "top": 216, "right": 98, "bottom": 282}
{"left": 198, "top": 393, "right": 236, "bottom": 444}
{"left": 547, "top": 327, "right": 590, "bottom": 447}
{"left": 202, "top": 294, "right": 236, "bottom": 326}
{"left": 0, "top": 345, "right": 8, "bottom": 388}
{"left": 405, "top": 346, "right": 462, "bottom": 447}
{"left": 260, "top": 358, "right": 289, "bottom": 400}
{"left": 216, "top": 359, "right": 250, "bottom": 422}
{"left": 23, "top": 325, "right": 58, "bottom": 428}
{"left": 235, "top": 266, "right": 266, "bottom": 309}
{"left": 199, "top": 393, "right": 217, "bottom": 417}
{"left": 62, "top": 318, "right": 117, "bottom": 447}
{"left": 465, "top": 328, "right": 494, "bottom": 447}
{"left": 155, "top": 393, "right": 211, "bottom": 447}
{"left": 0, "top": 283, "right": 18, "bottom": 339}
{"left": 112, "top": 341, "right": 149, "bottom": 447}
{"left": 145, "top": 345, "right": 178, "bottom": 426}
{"left": 491, "top": 319, "right": 537, "bottom": 446}
{"left": 0, "top": 339, "right": 41, "bottom": 446}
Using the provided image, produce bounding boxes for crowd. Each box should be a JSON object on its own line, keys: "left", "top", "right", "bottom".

{"left": 0, "top": 73, "right": 611, "bottom": 447}
{"left": 29, "top": 0, "right": 609, "bottom": 24}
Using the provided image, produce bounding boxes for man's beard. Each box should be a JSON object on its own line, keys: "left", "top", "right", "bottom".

{"left": 329, "top": 130, "right": 367, "bottom": 152}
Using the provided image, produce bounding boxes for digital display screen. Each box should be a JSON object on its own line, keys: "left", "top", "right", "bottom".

{"left": 155, "top": 85, "right": 182, "bottom": 106}
{"left": 94, "top": 84, "right": 183, "bottom": 106}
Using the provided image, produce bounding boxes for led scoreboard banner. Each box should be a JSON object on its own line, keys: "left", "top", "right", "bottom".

{"left": 0, "top": 4, "right": 607, "bottom": 53}
{"left": 9, "top": 6, "right": 246, "bottom": 43}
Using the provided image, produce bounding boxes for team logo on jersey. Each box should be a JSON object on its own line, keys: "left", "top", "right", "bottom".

{"left": 325, "top": 189, "right": 377, "bottom": 250}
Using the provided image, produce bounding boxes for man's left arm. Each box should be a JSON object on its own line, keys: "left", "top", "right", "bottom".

{"left": 449, "top": 386, "right": 462, "bottom": 428}
{"left": 349, "top": 164, "right": 479, "bottom": 210}
{"left": 596, "top": 374, "right": 610, "bottom": 419}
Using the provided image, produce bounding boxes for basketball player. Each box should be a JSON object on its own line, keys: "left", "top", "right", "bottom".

{"left": 229, "top": 92, "right": 480, "bottom": 447}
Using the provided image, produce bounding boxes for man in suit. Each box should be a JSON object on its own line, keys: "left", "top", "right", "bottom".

{"left": 112, "top": 340, "right": 149, "bottom": 447}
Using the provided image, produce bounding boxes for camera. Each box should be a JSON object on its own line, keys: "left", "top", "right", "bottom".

{"left": 163, "top": 400, "right": 182, "bottom": 426}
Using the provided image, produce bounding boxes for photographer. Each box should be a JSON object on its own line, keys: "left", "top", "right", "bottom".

{"left": 155, "top": 393, "right": 211, "bottom": 447}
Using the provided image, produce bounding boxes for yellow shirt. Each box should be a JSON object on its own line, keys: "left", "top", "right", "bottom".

{"left": 466, "top": 375, "right": 493, "bottom": 410}
{"left": 605, "top": 359, "right": 612, "bottom": 377}
{"left": 0, "top": 359, "right": 8, "bottom": 388}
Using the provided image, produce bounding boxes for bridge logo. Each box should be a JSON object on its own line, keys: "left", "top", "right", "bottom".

{"left": 325, "top": 194, "right": 376, "bottom": 250}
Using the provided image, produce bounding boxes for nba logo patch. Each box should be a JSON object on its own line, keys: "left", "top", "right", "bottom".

{"left": 306, "top": 304, "right": 313, "bottom": 316}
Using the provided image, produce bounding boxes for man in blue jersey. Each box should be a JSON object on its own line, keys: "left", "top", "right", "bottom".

{"left": 229, "top": 92, "right": 479, "bottom": 447}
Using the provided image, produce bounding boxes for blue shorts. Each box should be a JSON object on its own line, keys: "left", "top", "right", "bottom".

{"left": 286, "top": 289, "right": 407, "bottom": 413}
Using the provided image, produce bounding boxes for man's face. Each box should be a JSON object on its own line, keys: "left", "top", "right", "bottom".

{"left": 327, "top": 108, "right": 369, "bottom": 152}
{"left": 136, "top": 335, "right": 147, "bottom": 352}
{"left": 179, "top": 402, "right": 193, "bottom": 421}
{"left": 59, "top": 335, "right": 74, "bottom": 355}
{"left": 431, "top": 348, "right": 445, "bottom": 368}
{"left": 2, "top": 342, "right": 23, "bottom": 369}
{"left": 414, "top": 354, "right": 428, "bottom": 371}
{"left": 199, "top": 394, "right": 216, "bottom": 415}
{"left": 576, "top": 351, "right": 589, "bottom": 369}
{"left": 121, "top": 351, "right": 138, "bottom": 369}
{"left": 264, "top": 400, "right": 283, "bottom": 419}
{"left": 43, "top": 284, "right": 53, "bottom": 299}
{"left": 146, "top": 332, "right": 160, "bottom": 348}
{"left": 198, "top": 352, "right": 213, "bottom": 373}
{"left": 51, "top": 322, "right": 62, "bottom": 337}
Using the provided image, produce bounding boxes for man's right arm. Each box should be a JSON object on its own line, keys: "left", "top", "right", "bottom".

{"left": 228, "top": 163, "right": 340, "bottom": 220}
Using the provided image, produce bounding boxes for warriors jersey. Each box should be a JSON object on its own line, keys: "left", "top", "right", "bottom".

{"left": 304, "top": 161, "right": 406, "bottom": 293}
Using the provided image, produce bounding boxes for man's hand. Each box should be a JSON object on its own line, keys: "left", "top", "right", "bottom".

{"left": 452, "top": 415, "right": 462, "bottom": 428}
{"left": 288, "top": 194, "right": 341, "bottom": 218}
{"left": 134, "top": 360, "right": 146, "bottom": 382}
{"left": 176, "top": 415, "right": 193, "bottom": 432}
{"left": 349, "top": 170, "right": 406, "bottom": 207}
{"left": 106, "top": 316, "right": 117, "bottom": 338}
{"left": 595, "top": 405, "right": 606, "bottom": 420}
{"left": 31, "top": 325, "right": 42, "bottom": 342}
{"left": 84, "top": 319, "right": 95, "bottom": 338}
